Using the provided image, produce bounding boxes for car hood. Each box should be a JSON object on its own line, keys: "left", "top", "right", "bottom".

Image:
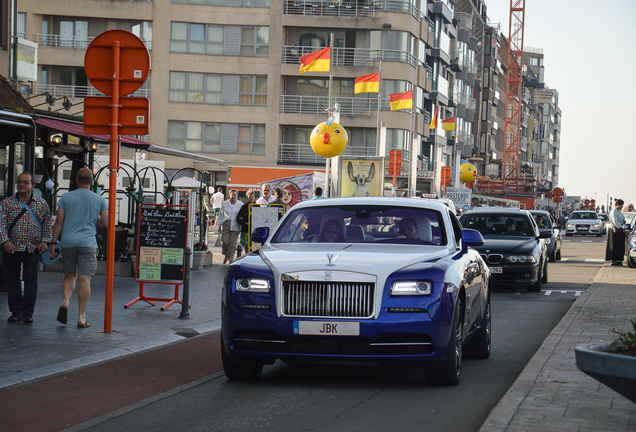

{"left": 471, "top": 237, "right": 538, "bottom": 254}
{"left": 260, "top": 243, "right": 450, "bottom": 278}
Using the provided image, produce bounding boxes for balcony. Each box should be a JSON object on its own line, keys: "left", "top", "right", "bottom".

{"left": 32, "top": 83, "right": 150, "bottom": 99}
{"left": 282, "top": 45, "right": 416, "bottom": 68}
{"left": 280, "top": 94, "right": 416, "bottom": 116}
{"left": 283, "top": 0, "right": 419, "bottom": 19}
{"left": 36, "top": 34, "right": 152, "bottom": 50}
{"left": 279, "top": 143, "right": 379, "bottom": 164}
{"left": 454, "top": 12, "right": 473, "bottom": 31}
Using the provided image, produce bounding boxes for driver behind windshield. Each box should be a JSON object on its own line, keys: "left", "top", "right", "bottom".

{"left": 503, "top": 218, "right": 524, "bottom": 235}
{"left": 535, "top": 215, "right": 549, "bottom": 229}
{"left": 397, "top": 217, "right": 419, "bottom": 239}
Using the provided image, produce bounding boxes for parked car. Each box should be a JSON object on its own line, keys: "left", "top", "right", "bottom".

{"left": 565, "top": 211, "right": 603, "bottom": 236}
{"left": 460, "top": 207, "right": 550, "bottom": 292}
{"left": 597, "top": 213, "right": 611, "bottom": 235}
{"left": 624, "top": 220, "right": 636, "bottom": 268}
{"left": 221, "top": 198, "right": 491, "bottom": 386}
{"left": 530, "top": 210, "right": 562, "bottom": 262}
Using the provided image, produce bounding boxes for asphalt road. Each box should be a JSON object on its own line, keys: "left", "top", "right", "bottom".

{"left": 74, "top": 236, "right": 608, "bottom": 432}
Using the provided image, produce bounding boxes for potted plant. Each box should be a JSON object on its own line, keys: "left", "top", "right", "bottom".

{"left": 575, "top": 318, "right": 636, "bottom": 403}
{"left": 192, "top": 241, "right": 209, "bottom": 270}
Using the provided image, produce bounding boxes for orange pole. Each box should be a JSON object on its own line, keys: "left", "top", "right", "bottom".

{"left": 104, "top": 40, "right": 121, "bottom": 333}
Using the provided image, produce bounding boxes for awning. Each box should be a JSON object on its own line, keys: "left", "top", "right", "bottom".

{"left": 34, "top": 117, "right": 224, "bottom": 164}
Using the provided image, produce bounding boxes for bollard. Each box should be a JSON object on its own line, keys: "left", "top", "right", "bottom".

{"left": 179, "top": 247, "right": 191, "bottom": 319}
{"left": 236, "top": 244, "right": 243, "bottom": 258}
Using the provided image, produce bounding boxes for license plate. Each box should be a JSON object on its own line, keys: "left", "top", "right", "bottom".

{"left": 578, "top": 226, "right": 588, "bottom": 230}
{"left": 294, "top": 321, "right": 360, "bottom": 336}
{"left": 490, "top": 267, "right": 503, "bottom": 274}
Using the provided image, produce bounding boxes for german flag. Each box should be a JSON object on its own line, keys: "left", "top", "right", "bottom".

{"left": 389, "top": 90, "right": 412, "bottom": 111}
{"left": 442, "top": 116, "right": 456, "bottom": 131}
{"left": 299, "top": 47, "right": 330, "bottom": 74}
{"left": 429, "top": 105, "right": 438, "bottom": 129}
{"left": 354, "top": 72, "right": 380, "bottom": 94}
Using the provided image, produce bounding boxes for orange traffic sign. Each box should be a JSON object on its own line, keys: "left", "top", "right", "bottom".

{"left": 83, "top": 96, "right": 149, "bottom": 135}
{"left": 553, "top": 187, "right": 564, "bottom": 197}
{"left": 84, "top": 29, "right": 150, "bottom": 97}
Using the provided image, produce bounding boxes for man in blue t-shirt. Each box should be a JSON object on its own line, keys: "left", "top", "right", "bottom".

{"left": 50, "top": 168, "right": 108, "bottom": 328}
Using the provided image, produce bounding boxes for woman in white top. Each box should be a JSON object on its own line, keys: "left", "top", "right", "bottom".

{"left": 606, "top": 199, "right": 626, "bottom": 266}
{"left": 217, "top": 189, "right": 244, "bottom": 264}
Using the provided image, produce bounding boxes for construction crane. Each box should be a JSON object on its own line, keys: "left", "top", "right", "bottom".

{"left": 503, "top": 0, "right": 525, "bottom": 189}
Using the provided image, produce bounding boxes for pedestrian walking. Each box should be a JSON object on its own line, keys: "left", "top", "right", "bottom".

{"left": 217, "top": 189, "right": 243, "bottom": 264}
{"left": 211, "top": 187, "right": 224, "bottom": 225}
{"left": 606, "top": 199, "right": 626, "bottom": 266}
{"left": 50, "top": 168, "right": 108, "bottom": 328}
{"left": 0, "top": 172, "right": 52, "bottom": 323}
{"left": 237, "top": 189, "right": 255, "bottom": 252}
{"left": 256, "top": 183, "right": 275, "bottom": 205}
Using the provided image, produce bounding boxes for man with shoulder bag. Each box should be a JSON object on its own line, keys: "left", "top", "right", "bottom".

{"left": 0, "top": 172, "right": 52, "bottom": 323}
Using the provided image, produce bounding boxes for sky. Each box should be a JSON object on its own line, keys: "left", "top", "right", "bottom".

{"left": 484, "top": 0, "right": 636, "bottom": 209}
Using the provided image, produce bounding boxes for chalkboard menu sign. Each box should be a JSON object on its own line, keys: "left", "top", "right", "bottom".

{"left": 136, "top": 204, "right": 188, "bottom": 283}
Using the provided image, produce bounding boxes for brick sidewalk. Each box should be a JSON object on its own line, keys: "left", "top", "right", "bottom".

{"left": 480, "top": 263, "right": 636, "bottom": 431}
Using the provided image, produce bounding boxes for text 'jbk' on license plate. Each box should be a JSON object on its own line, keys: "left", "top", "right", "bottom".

{"left": 294, "top": 321, "right": 360, "bottom": 336}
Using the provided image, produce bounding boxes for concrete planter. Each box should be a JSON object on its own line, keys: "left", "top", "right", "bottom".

{"left": 192, "top": 250, "right": 209, "bottom": 270}
{"left": 575, "top": 343, "right": 636, "bottom": 404}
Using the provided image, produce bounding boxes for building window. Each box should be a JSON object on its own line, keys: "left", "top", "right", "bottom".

{"left": 240, "top": 26, "right": 269, "bottom": 56}
{"left": 172, "top": 0, "right": 270, "bottom": 6}
{"left": 237, "top": 124, "right": 266, "bottom": 154}
{"left": 168, "top": 120, "right": 265, "bottom": 154}
{"left": 17, "top": 12, "right": 26, "bottom": 39}
{"left": 171, "top": 23, "right": 268, "bottom": 56}
{"left": 239, "top": 76, "right": 267, "bottom": 105}
{"left": 530, "top": 57, "right": 542, "bottom": 67}
{"left": 170, "top": 72, "right": 266, "bottom": 105}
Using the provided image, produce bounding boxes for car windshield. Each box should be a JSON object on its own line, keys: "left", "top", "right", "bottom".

{"left": 598, "top": 214, "right": 609, "bottom": 222}
{"left": 623, "top": 212, "right": 636, "bottom": 226}
{"left": 571, "top": 212, "right": 598, "bottom": 220}
{"left": 532, "top": 213, "right": 553, "bottom": 229}
{"left": 460, "top": 213, "right": 534, "bottom": 237}
{"left": 270, "top": 205, "right": 446, "bottom": 245}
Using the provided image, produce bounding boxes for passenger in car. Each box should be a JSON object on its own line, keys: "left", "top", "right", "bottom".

{"left": 397, "top": 217, "right": 419, "bottom": 239}
{"left": 319, "top": 219, "right": 345, "bottom": 242}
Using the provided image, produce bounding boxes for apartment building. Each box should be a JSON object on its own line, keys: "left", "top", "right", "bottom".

{"left": 16, "top": 0, "right": 470, "bottom": 196}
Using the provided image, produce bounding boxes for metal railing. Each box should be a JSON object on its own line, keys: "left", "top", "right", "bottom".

{"left": 279, "top": 143, "right": 379, "bottom": 164}
{"left": 35, "top": 34, "right": 152, "bottom": 50}
{"left": 282, "top": 45, "right": 417, "bottom": 68}
{"left": 32, "top": 83, "right": 151, "bottom": 99}
{"left": 280, "top": 94, "right": 414, "bottom": 115}
{"left": 283, "top": 0, "right": 419, "bottom": 19}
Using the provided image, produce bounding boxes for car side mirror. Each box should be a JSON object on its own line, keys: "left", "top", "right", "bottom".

{"left": 539, "top": 231, "right": 552, "bottom": 239}
{"left": 251, "top": 226, "right": 270, "bottom": 244}
{"left": 461, "top": 228, "right": 484, "bottom": 252}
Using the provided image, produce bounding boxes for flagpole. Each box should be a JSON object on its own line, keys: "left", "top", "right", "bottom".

{"left": 407, "top": 84, "right": 415, "bottom": 197}
{"left": 325, "top": 33, "right": 334, "bottom": 198}
{"left": 376, "top": 61, "right": 383, "bottom": 156}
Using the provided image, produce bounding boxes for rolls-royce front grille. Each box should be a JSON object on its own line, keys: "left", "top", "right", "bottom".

{"left": 283, "top": 281, "right": 374, "bottom": 318}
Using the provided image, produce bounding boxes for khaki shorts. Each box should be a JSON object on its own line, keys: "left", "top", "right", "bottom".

{"left": 62, "top": 247, "right": 98, "bottom": 276}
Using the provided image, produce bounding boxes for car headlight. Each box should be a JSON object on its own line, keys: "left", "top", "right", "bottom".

{"left": 593, "top": 224, "right": 599, "bottom": 227}
{"left": 544, "top": 238, "right": 551, "bottom": 244}
{"left": 390, "top": 281, "right": 432, "bottom": 296}
{"left": 567, "top": 223, "right": 573, "bottom": 228}
{"left": 236, "top": 278, "right": 270, "bottom": 293}
{"left": 506, "top": 255, "right": 537, "bottom": 264}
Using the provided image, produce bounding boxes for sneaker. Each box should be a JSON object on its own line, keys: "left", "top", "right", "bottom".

{"left": 22, "top": 315, "right": 33, "bottom": 324}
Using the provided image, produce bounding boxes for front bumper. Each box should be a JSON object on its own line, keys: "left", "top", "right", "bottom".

{"left": 222, "top": 302, "right": 453, "bottom": 364}
{"left": 489, "top": 262, "right": 540, "bottom": 285}
{"left": 566, "top": 224, "right": 601, "bottom": 235}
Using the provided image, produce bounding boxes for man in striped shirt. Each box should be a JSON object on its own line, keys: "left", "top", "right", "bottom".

{"left": 0, "top": 172, "right": 52, "bottom": 323}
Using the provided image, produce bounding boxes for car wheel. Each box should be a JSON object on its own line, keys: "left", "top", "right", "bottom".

{"left": 549, "top": 248, "right": 556, "bottom": 262}
{"left": 596, "top": 233, "right": 602, "bottom": 237}
{"left": 541, "top": 260, "right": 548, "bottom": 283}
{"left": 628, "top": 256, "right": 636, "bottom": 268}
{"left": 556, "top": 248, "right": 561, "bottom": 260}
{"left": 425, "top": 297, "right": 463, "bottom": 386}
{"left": 464, "top": 295, "right": 491, "bottom": 360}
{"left": 527, "top": 263, "right": 543, "bottom": 292}
{"left": 565, "top": 233, "right": 572, "bottom": 237}
{"left": 221, "top": 344, "right": 263, "bottom": 380}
